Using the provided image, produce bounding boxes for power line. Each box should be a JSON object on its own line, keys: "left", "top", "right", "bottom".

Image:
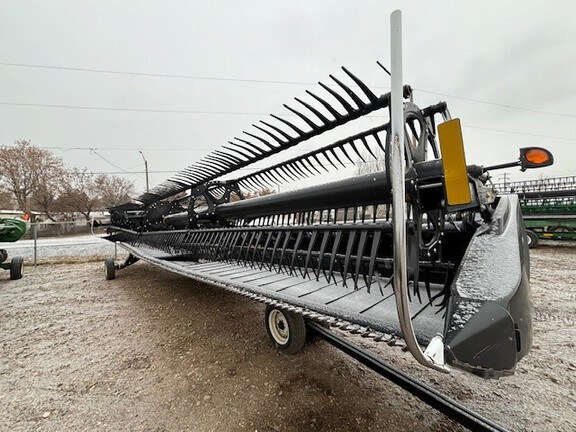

{"left": 1, "top": 99, "right": 573, "bottom": 141}
{"left": 0, "top": 61, "right": 318, "bottom": 86}
{"left": 414, "top": 89, "right": 576, "bottom": 118}
{"left": 0, "top": 101, "right": 270, "bottom": 116}
{"left": 1, "top": 60, "right": 574, "bottom": 118}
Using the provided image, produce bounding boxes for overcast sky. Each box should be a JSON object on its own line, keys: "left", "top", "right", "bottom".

{"left": 1, "top": 1, "right": 574, "bottom": 195}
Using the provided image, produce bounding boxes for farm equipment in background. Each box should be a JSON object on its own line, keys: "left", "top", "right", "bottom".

{"left": 0, "top": 217, "right": 27, "bottom": 279}
{"left": 495, "top": 176, "right": 576, "bottom": 248}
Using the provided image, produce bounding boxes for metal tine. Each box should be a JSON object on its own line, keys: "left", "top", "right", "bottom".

{"left": 233, "top": 137, "right": 266, "bottom": 155}
{"left": 328, "top": 147, "right": 347, "bottom": 168}
{"left": 306, "top": 89, "right": 343, "bottom": 121}
{"left": 222, "top": 144, "right": 253, "bottom": 160}
{"left": 250, "top": 231, "right": 264, "bottom": 267}
{"left": 302, "top": 157, "right": 323, "bottom": 175}
{"left": 269, "top": 230, "right": 285, "bottom": 271}
{"left": 318, "top": 81, "right": 354, "bottom": 114}
{"left": 249, "top": 175, "right": 269, "bottom": 190}
{"left": 202, "top": 153, "right": 234, "bottom": 168}
{"left": 227, "top": 140, "right": 261, "bottom": 158}
{"left": 289, "top": 230, "right": 304, "bottom": 276}
{"left": 278, "top": 232, "right": 292, "bottom": 273}
{"left": 360, "top": 136, "right": 377, "bottom": 160}
{"left": 294, "top": 97, "right": 331, "bottom": 125}
{"left": 232, "top": 231, "right": 245, "bottom": 262}
{"left": 302, "top": 230, "right": 318, "bottom": 278}
{"left": 292, "top": 159, "right": 313, "bottom": 177}
{"left": 311, "top": 153, "right": 330, "bottom": 173}
{"left": 341, "top": 66, "right": 379, "bottom": 104}
{"left": 259, "top": 230, "right": 274, "bottom": 270}
{"left": 353, "top": 230, "right": 368, "bottom": 290}
{"left": 291, "top": 161, "right": 310, "bottom": 179}
{"left": 348, "top": 140, "right": 366, "bottom": 162}
{"left": 270, "top": 114, "right": 304, "bottom": 136}
{"left": 373, "top": 132, "right": 385, "bottom": 152}
{"left": 253, "top": 123, "right": 288, "bottom": 145}
{"left": 271, "top": 167, "right": 291, "bottom": 183}
{"left": 256, "top": 172, "right": 277, "bottom": 189}
{"left": 424, "top": 272, "right": 433, "bottom": 302}
{"left": 243, "top": 231, "right": 257, "bottom": 263}
{"left": 262, "top": 169, "right": 283, "bottom": 185}
{"left": 283, "top": 104, "right": 320, "bottom": 131}
{"left": 240, "top": 176, "right": 261, "bottom": 191}
{"left": 338, "top": 144, "right": 355, "bottom": 164}
{"left": 207, "top": 151, "right": 239, "bottom": 166}
{"left": 277, "top": 166, "right": 297, "bottom": 182}
{"left": 329, "top": 74, "right": 366, "bottom": 109}
{"left": 414, "top": 276, "right": 423, "bottom": 304}
{"left": 180, "top": 164, "right": 211, "bottom": 178}
{"left": 284, "top": 163, "right": 305, "bottom": 180}
{"left": 214, "top": 150, "right": 246, "bottom": 164}
{"left": 316, "top": 230, "right": 331, "bottom": 281}
{"left": 194, "top": 162, "right": 221, "bottom": 175}
{"left": 204, "top": 155, "right": 234, "bottom": 169}
{"left": 341, "top": 231, "right": 357, "bottom": 287}
{"left": 320, "top": 149, "right": 339, "bottom": 170}
{"left": 243, "top": 130, "right": 277, "bottom": 150}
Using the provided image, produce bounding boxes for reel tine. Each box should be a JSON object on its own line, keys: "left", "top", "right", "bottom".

{"left": 341, "top": 66, "right": 379, "bottom": 104}
{"left": 306, "top": 89, "right": 343, "bottom": 120}
{"left": 222, "top": 144, "right": 252, "bottom": 160}
{"left": 294, "top": 97, "right": 330, "bottom": 125}
{"left": 318, "top": 81, "right": 354, "bottom": 114}
{"left": 283, "top": 104, "right": 320, "bottom": 131}
{"left": 328, "top": 147, "right": 346, "bottom": 168}
{"left": 243, "top": 130, "right": 277, "bottom": 150}
{"left": 329, "top": 73, "right": 366, "bottom": 109}
{"left": 253, "top": 123, "right": 287, "bottom": 145}
{"left": 348, "top": 140, "right": 366, "bottom": 162}
{"left": 270, "top": 114, "right": 304, "bottom": 136}
{"left": 360, "top": 136, "right": 377, "bottom": 159}
{"left": 234, "top": 137, "right": 266, "bottom": 155}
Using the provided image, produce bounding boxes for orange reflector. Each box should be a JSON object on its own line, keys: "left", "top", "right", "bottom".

{"left": 438, "top": 119, "right": 472, "bottom": 206}
{"left": 525, "top": 148, "right": 551, "bottom": 165}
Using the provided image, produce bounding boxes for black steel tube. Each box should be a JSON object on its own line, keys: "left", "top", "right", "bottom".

{"left": 213, "top": 170, "right": 392, "bottom": 220}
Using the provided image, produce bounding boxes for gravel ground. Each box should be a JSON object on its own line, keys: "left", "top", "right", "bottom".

{"left": 0, "top": 246, "right": 574, "bottom": 431}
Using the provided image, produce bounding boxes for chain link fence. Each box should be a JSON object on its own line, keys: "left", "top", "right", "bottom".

{"left": 2, "top": 221, "right": 122, "bottom": 265}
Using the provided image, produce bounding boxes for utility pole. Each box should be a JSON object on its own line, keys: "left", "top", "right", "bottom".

{"left": 139, "top": 150, "right": 149, "bottom": 192}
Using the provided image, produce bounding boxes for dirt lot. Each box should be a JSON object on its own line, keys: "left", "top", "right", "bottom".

{"left": 1, "top": 246, "right": 575, "bottom": 431}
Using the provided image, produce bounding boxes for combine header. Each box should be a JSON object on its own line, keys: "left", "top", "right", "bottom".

{"left": 495, "top": 176, "right": 576, "bottom": 247}
{"left": 104, "top": 11, "right": 553, "bottom": 386}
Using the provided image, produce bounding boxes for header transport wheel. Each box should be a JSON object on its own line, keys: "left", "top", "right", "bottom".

{"left": 265, "top": 305, "right": 306, "bottom": 355}
{"left": 526, "top": 230, "right": 539, "bottom": 249}
{"left": 10, "top": 256, "right": 23, "bottom": 280}
{"left": 104, "top": 257, "right": 116, "bottom": 280}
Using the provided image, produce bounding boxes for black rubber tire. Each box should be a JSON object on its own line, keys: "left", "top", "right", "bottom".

{"left": 104, "top": 257, "right": 116, "bottom": 280}
{"left": 526, "top": 230, "right": 539, "bottom": 249}
{"left": 264, "top": 305, "right": 306, "bottom": 355}
{"left": 10, "top": 256, "right": 23, "bottom": 280}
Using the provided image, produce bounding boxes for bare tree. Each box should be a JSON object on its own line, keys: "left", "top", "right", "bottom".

{"left": 94, "top": 174, "right": 135, "bottom": 208}
{"left": 59, "top": 168, "right": 100, "bottom": 220}
{"left": 0, "top": 139, "right": 64, "bottom": 213}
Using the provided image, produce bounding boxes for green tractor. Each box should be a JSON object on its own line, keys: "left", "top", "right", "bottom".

{"left": 0, "top": 218, "right": 27, "bottom": 279}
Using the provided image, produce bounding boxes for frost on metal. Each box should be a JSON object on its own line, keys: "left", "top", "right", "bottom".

{"left": 454, "top": 195, "right": 522, "bottom": 303}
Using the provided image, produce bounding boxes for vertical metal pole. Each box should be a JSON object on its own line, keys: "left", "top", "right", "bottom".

{"left": 139, "top": 150, "right": 150, "bottom": 192}
{"left": 33, "top": 224, "right": 38, "bottom": 266}
{"left": 390, "top": 10, "right": 448, "bottom": 373}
